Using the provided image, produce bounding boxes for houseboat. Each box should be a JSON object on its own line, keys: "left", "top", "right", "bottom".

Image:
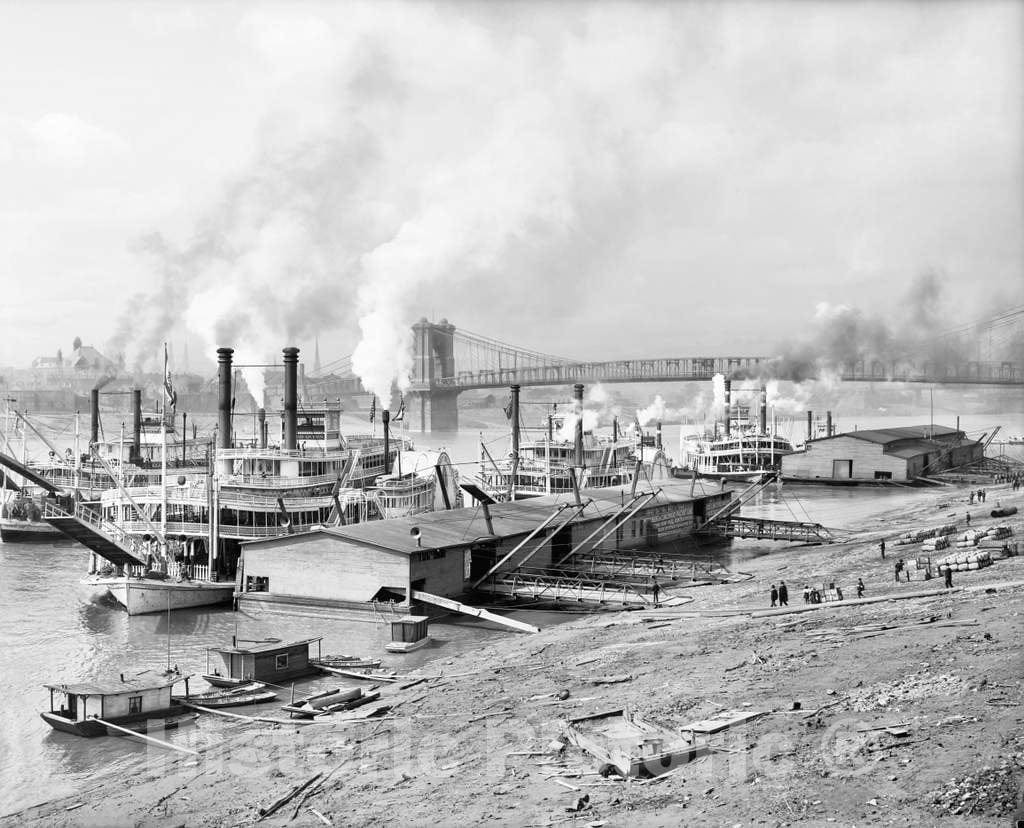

{"left": 385, "top": 615, "right": 431, "bottom": 652}
{"left": 41, "top": 669, "right": 194, "bottom": 737}
{"left": 203, "top": 637, "right": 323, "bottom": 687}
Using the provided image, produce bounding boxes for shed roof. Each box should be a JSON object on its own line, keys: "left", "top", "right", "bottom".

{"left": 208, "top": 637, "right": 322, "bottom": 656}
{"left": 45, "top": 669, "right": 186, "bottom": 696}
{"left": 814, "top": 425, "right": 962, "bottom": 446}
{"left": 244, "top": 481, "right": 713, "bottom": 556}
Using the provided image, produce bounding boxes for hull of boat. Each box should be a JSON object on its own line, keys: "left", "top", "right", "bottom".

{"left": 174, "top": 690, "right": 276, "bottom": 708}
{"left": 78, "top": 574, "right": 115, "bottom": 604}
{"left": 40, "top": 708, "right": 196, "bottom": 738}
{"left": 0, "top": 519, "right": 65, "bottom": 543}
{"left": 105, "top": 579, "right": 234, "bottom": 615}
{"left": 385, "top": 637, "right": 430, "bottom": 653}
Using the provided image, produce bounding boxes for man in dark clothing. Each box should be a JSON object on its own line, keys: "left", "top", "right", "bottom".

{"left": 770, "top": 584, "right": 778, "bottom": 607}
{"left": 778, "top": 581, "right": 789, "bottom": 606}
{"left": 879, "top": 539, "right": 886, "bottom": 559}
{"left": 895, "top": 559, "right": 904, "bottom": 582}
{"left": 944, "top": 566, "right": 953, "bottom": 588}
{"left": 651, "top": 576, "right": 660, "bottom": 606}
{"left": 966, "top": 512, "right": 971, "bottom": 526}
{"left": 857, "top": 578, "right": 865, "bottom": 599}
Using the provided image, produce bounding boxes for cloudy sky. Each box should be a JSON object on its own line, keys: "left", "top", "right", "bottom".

{"left": 0, "top": 1, "right": 1020, "bottom": 396}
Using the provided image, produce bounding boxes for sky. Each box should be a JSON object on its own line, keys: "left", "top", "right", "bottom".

{"left": 0, "top": 1, "right": 1020, "bottom": 399}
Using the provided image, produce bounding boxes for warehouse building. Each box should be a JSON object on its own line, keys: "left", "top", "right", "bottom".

{"left": 781, "top": 425, "right": 983, "bottom": 483}
{"left": 235, "top": 481, "right": 732, "bottom": 614}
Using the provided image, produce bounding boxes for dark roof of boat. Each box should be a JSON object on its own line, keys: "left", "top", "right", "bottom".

{"left": 208, "top": 637, "right": 322, "bottom": 655}
{"left": 242, "top": 480, "right": 725, "bottom": 555}
{"left": 45, "top": 670, "right": 187, "bottom": 695}
{"left": 812, "top": 426, "right": 963, "bottom": 445}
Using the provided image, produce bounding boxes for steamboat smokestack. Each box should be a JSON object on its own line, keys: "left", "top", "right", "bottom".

{"left": 826, "top": 410, "right": 833, "bottom": 437}
{"left": 807, "top": 410, "right": 813, "bottom": 441}
{"left": 656, "top": 421, "right": 662, "bottom": 449}
{"left": 612, "top": 416, "right": 618, "bottom": 443}
{"left": 217, "top": 348, "right": 234, "bottom": 450}
{"left": 283, "top": 347, "right": 299, "bottom": 451}
{"left": 258, "top": 408, "right": 267, "bottom": 449}
{"left": 724, "top": 379, "right": 732, "bottom": 437}
{"left": 759, "top": 386, "right": 768, "bottom": 434}
{"left": 90, "top": 389, "right": 99, "bottom": 445}
{"left": 132, "top": 389, "right": 142, "bottom": 463}
{"left": 510, "top": 385, "right": 520, "bottom": 460}
{"left": 573, "top": 383, "right": 584, "bottom": 468}
{"left": 382, "top": 408, "right": 391, "bottom": 476}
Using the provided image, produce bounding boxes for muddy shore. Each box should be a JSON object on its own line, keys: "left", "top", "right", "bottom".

{"left": 5, "top": 482, "right": 1024, "bottom": 828}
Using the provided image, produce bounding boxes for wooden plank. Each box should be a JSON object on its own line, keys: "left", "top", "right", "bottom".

{"left": 92, "top": 718, "right": 199, "bottom": 755}
{"left": 412, "top": 590, "right": 539, "bottom": 633}
{"left": 682, "top": 710, "right": 767, "bottom": 734}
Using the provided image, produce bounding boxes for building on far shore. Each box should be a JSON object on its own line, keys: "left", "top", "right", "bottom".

{"left": 781, "top": 425, "right": 984, "bottom": 483}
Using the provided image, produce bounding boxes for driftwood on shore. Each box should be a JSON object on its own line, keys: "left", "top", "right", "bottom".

{"left": 257, "top": 771, "right": 324, "bottom": 820}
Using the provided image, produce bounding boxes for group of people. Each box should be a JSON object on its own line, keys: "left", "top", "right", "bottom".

{"left": 769, "top": 581, "right": 789, "bottom": 607}
{"left": 771, "top": 578, "right": 868, "bottom": 606}
{"left": 968, "top": 489, "right": 989, "bottom": 504}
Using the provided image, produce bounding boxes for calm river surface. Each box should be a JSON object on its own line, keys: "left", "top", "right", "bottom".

{"left": 1, "top": 411, "right": 1020, "bottom": 815}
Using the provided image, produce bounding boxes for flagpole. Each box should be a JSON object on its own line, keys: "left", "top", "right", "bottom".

{"left": 161, "top": 345, "right": 168, "bottom": 564}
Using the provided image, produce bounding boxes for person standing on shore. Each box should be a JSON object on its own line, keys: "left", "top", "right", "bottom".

{"left": 895, "top": 559, "right": 903, "bottom": 582}
{"left": 778, "top": 581, "right": 789, "bottom": 606}
{"left": 803, "top": 585, "right": 811, "bottom": 603}
{"left": 857, "top": 578, "right": 865, "bottom": 598}
{"left": 651, "top": 576, "right": 660, "bottom": 606}
{"left": 770, "top": 584, "right": 778, "bottom": 607}
{"left": 879, "top": 539, "right": 886, "bottom": 559}
{"left": 944, "top": 566, "right": 953, "bottom": 588}
{"left": 966, "top": 512, "right": 971, "bottom": 526}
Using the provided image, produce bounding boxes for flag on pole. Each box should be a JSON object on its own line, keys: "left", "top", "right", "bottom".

{"left": 163, "top": 343, "right": 177, "bottom": 410}
{"left": 392, "top": 395, "right": 405, "bottom": 422}
{"left": 369, "top": 396, "right": 376, "bottom": 423}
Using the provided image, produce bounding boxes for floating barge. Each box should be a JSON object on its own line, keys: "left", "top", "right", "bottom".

{"left": 203, "top": 638, "right": 322, "bottom": 687}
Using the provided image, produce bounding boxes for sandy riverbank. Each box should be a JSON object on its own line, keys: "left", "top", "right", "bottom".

{"left": 5, "top": 482, "right": 1024, "bottom": 828}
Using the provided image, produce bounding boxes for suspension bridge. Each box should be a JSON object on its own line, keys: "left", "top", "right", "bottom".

{"left": 304, "top": 309, "right": 1024, "bottom": 431}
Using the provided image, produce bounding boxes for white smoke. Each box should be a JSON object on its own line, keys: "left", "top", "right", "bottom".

{"left": 635, "top": 394, "right": 666, "bottom": 427}
{"left": 556, "top": 410, "right": 600, "bottom": 441}
{"left": 712, "top": 374, "right": 726, "bottom": 414}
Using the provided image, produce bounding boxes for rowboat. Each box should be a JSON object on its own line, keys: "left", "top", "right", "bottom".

{"left": 201, "top": 674, "right": 253, "bottom": 688}
{"left": 173, "top": 682, "right": 277, "bottom": 708}
{"left": 314, "top": 655, "right": 384, "bottom": 670}
{"left": 281, "top": 687, "right": 381, "bottom": 719}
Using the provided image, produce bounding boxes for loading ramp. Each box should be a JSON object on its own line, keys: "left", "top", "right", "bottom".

{"left": 696, "top": 515, "right": 833, "bottom": 544}
{"left": 42, "top": 501, "right": 146, "bottom": 568}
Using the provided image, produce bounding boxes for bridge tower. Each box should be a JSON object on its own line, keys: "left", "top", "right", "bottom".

{"left": 409, "top": 318, "right": 459, "bottom": 431}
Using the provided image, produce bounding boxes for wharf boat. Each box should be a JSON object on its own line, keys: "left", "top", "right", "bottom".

{"left": 41, "top": 669, "right": 194, "bottom": 738}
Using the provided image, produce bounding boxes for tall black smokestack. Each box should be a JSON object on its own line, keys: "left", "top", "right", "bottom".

{"left": 573, "top": 383, "right": 584, "bottom": 467}
{"left": 612, "top": 416, "right": 618, "bottom": 443}
{"left": 217, "top": 348, "right": 234, "bottom": 450}
{"left": 283, "top": 347, "right": 299, "bottom": 451}
{"left": 656, "top": 421, "right": 662, "bottom": 449}
{"left": 826, "top": 410, "right": 833, "bottom": 437}
{"left": 90, "top": 389, "right": 99, "bottom": 445}
{"left": 382, "top": 409, "right": 391, "bottom": 476}
{"left": 132, "top": 389, "right": 142, "bottom": 462}
{"left": 258, "top": 408, "right": 267, "bottom": 449}
{"left": 724, "top": 379, "right": 732, "bottom": 437}
{"left": 510, "top": 385, "right": 520, "bottom": 460}
{"left": 759, "top": 386, "right": 768, "bottom": 434}
{"left": 807, "top": 410, "right": 813, "bottom": 441}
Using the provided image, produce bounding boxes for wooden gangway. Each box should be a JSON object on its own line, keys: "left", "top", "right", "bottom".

{"left": 478, "top": 570, "right": 688, "bottom": 607}
{"left": 697, "top": 515, "right": 833, "bottom": 544}
{"left": 42, "top": 501, "right": 147, "bottom": 568}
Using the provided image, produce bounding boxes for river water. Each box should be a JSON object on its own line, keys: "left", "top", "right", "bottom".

{"left": 1, "top": 409, "right": 1021, "bottom": 816}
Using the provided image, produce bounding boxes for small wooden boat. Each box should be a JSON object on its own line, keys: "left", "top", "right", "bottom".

{"left": 314, "top": 655, "right": 384, "bottom": 670}
{"left": 281, "top": 687, "right": 353, "bottom": 718}
{"left": 173, "top": 682, "right": 277, "bottom": 708}
{"left": 317, "top": 666, "right": 399, "bottom": 682}
{"left": 201, "top": 673, "right": 253, "bottom": 688}
{"left": 282, "top": 687, "right": 381, "bottom": 719}
{"left": 41, "top": 669, "right": 195, "bottom": 738}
